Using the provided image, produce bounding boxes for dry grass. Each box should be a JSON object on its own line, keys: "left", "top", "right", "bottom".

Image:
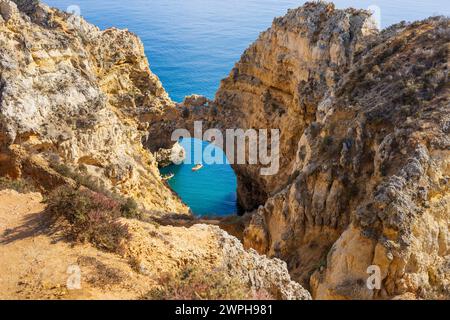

{"left": 45, "top": 186, "right": 131, "bottom": 252}
{"left": 142, "top": 266, "right": 274, "bottom": 300}
{"left": 0, "top": 177, "right": 37, "bottom": 193}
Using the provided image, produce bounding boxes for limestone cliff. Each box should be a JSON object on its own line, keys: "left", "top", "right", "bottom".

{"left": 0, "top": 0, "right": 311, "bottom": 300}
{"left": 124, "top": 2, "right": 449, "bottom": 299}
{"left": 216, "top": 3, "right": 379, "bottom": 211}
{"left": 0, "top": 0, "right": 187, "bottom": 213}
{"left": 1, "top": 0, "right": 448, "bottom": 301}
{"left": 211, "top": 3, "right": 449, "bottom": 299}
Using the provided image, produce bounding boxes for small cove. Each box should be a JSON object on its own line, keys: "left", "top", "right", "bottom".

{"left": 160, "top": 138, "right": 238, "bottom": 217}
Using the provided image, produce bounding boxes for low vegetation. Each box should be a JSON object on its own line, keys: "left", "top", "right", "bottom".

{"left": 0, "top": 177, "right": 37, "bottom": 193}
{"left": 0, "top": 163, "right": 143, "bottom": 253}
{"left": 321, "top": 136, "right": 334, "bottom": 151}
{"left": 45, "top": 163, "right": 146, "bottom": 252}
{"left": 50, "top": 162, "right": 143, "bottom": 219}
{"left": 51, "top": 163, "right": 110, "bottom": 195}
{"left": 45, "top": 186, "right": 131, "bottom": 252}
{"left": 142, "top": 266, "right": 273, "bottom": 300}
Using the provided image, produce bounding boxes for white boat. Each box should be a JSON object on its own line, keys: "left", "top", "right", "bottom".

{"left": 162, "top": 173, "right": 175, "bottom": 180}
{"left": 192, "top": 164, "right": 203, "bottom": 171}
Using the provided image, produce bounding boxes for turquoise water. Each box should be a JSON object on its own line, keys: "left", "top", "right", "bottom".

{"left": 44, "top": 0, "right": 449, "bottom": 216}
{"left": 160, "top": 139, "right": 237, "bottom": 217}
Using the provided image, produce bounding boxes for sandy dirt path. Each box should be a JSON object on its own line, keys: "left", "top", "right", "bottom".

{"left": 0, "top": 190, "right": 153, "bottom": 299}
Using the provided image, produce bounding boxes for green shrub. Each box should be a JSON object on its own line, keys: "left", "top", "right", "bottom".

{"left": 50, "top": 162, "right": 145, "bottom": 219}
{"left": 181, "top": 107, "right": 190, "bottom": 118}
{"left": 322, "top": 136, "right": 334, "bottom": 147}
{"left": 46, "top": 186, "right": 130, "bottom": 252}
{"left": 120, "top": 197, "right": 142, "bottom": 219}
{"left": 0, "top": 177, "right": 37, "bottom": 193}
{"left": 50, "top": 163, "right": 111, "bottom": 196}
{"left": 320, "top": 135, "right": 335, "bottom": 154}
{"left": 51, "top": 163, "right": 72, "bottom": 177}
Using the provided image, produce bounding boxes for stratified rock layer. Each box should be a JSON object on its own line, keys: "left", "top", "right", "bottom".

{"left": 0, "top": 0, "right": 187, "bottom": 213}
{"left": 127, "top": 2, "right": 449, "bottom": 300}
{"left": 211, "top": 3, "right": 449, "bottom": 299}
{"left": 0, "top": 1, "right": 311, "bottom": 300}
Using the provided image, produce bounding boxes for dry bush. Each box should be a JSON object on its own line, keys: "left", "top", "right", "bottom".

{"left": 0, "top": 177, "right": 37, "bottom": 193}
{"left": 50, "top": 163, "right": 143, "bottom": 220}
{"left": 51, "top": 163, "right": 111, "bottom": 195}
{"left": 46, "top": 186, "right": 130, "bottom": 252}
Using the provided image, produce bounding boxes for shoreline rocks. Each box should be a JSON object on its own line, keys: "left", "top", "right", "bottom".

{"left": 155, "top": 142, "right": 186, "bottom": 167}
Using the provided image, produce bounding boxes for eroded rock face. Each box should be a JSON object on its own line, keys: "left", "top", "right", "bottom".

{"left": 134, "top": 2, "right": 449, "bottom": 299}
{"left": 213, "top": 3, "right": 449, "bottom": 299}
{"left": 0, "top": 0, "right": 187, "bottom": 213}
{"left": 1, "top": 0, "right": 448, "bottom": 300}
{"left": 124, "top": 221, "right": 311, "bottom": 300}
{"left": 215, "top": 3, "right": 378, "bottom": 211}
{"left": 212, "top": 226, "right": 311, "bottom": 300}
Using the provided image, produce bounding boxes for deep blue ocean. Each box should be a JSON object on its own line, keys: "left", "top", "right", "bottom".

{"left": 45, "top": 0, "right": 449, "bottom": 216}
{"left": 45, "top": 0, "right": 448, "bottom": 102}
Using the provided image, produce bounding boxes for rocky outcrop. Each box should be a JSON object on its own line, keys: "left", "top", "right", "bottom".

{"left": 154, "top": 142, "right": 185, "bottom": 167}
{"left": 124, "top": 220, "right": 311, "bottom": 300}
{"left": 119, "top": 2, "right": 449, "bottom": 300}
{"left": 215, "top": 3, "right": 379, "bottom": 211}
{"left": 210, "top": 3, "right": 449, "bottom": 299}
{"left": 0, "top": 1, "right": 311, "bottom": 300}
{"left": 0, "top": 0, "right": 187, "bottom": 213}
{"left": 0, "top": 189, "right": 311, "bottom": 300}
{"left": 213, "top": 226, "right": 311, "bottom": 300}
